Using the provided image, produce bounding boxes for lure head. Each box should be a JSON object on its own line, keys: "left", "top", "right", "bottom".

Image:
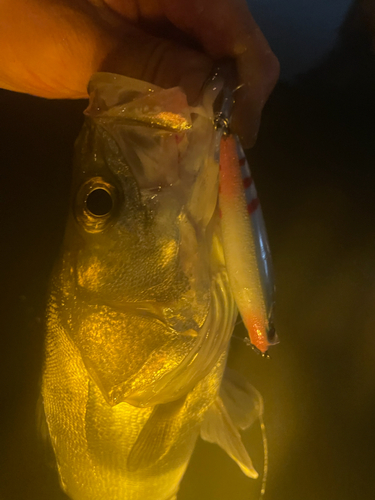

{"left": 247, "top": 322, "right": 278, "bottom": 357}
{"left": 51, "top": 74, "right": 235, "bottom": 408}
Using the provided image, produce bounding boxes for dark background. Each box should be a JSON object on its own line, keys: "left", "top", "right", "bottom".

{"left": 1, "top": 0, "right": 374, "bottom": 499}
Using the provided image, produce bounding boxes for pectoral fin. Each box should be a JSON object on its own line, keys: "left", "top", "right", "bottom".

{"left": 127, "top": 396, "right": 186, "bottom": 472}
{"left": 200, "top": 397, "right": 258, "bottom": 478}
{"left": 220, "top": 367, "right": 263, "bottom": 431}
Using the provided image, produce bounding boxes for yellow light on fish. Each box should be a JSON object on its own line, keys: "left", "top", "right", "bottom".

{"left": 150, "top": 111, "right": 192, "bottom": 131}
{"left": 77, "top": 255, "right": 102, "bottom": 289}
{"left": 121, "top": 110, "right": 192, "bottom": 131}
{"left": 159, "top": 239, "right": 178, "bottom": 269}
{"left": 42, "top": 73, "right": 265, "bottom": 500}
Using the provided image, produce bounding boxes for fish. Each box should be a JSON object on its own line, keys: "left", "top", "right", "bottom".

{"left": 41, "top": 71, "right": 270, "bottom": 500}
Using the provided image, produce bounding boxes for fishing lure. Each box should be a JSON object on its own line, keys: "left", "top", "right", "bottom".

{"left": 212, "top": 71, "right": 277, "bottom": 355}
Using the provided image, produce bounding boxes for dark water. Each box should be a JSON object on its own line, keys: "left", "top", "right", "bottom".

{"left": 1, "top": 2, "right": 375, "bottom": 499}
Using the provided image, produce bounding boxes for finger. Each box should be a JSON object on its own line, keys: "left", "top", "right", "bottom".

{"left": 0, "top": 0, "right": 212, "bottom": 103}
{"left": 0, "top": 0, "right": 118, "bottom": 98}
{"left": 158, "top": 0, "right": 280, "bottom": 147}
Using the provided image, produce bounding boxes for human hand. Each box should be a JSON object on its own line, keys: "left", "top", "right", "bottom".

{"left": 0, "top": 0, "right": 279, "bottom": 146}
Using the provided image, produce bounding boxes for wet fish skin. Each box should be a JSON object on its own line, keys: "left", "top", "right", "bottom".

{"left": 41, "top": 73, "right": 261, "bottom": 500}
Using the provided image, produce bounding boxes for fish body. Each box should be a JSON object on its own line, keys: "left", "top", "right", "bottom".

{"left": 42, "top": 73, "right": 265, "bottom": 500}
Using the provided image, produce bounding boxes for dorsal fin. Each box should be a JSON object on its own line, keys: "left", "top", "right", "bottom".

{"left": 200, "top": 396, "right": 258, "bottom": 478}
{"left": 127, "top": 396, "right": 186, "bottom": 472}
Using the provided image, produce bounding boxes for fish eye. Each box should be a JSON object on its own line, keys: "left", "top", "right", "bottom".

{"left": 76, "top": 177, "right": 118, "bottom": 233}
{"left": 86, "top": 188, "right": 113, "bottom": 216}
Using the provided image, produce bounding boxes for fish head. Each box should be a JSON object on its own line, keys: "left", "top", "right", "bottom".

{"left": 53, "top": 74, "right": 235, "bottom": 408}
{"left": 71, "top": 123, "right": 192, "bottom": 307}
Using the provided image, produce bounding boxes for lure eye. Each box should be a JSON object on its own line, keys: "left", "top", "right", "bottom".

{"left": 86, "top": 188, "right": 113, "bottom": 216}
{"left": 76, "top": 177, "right": 118, "bottom": 233}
